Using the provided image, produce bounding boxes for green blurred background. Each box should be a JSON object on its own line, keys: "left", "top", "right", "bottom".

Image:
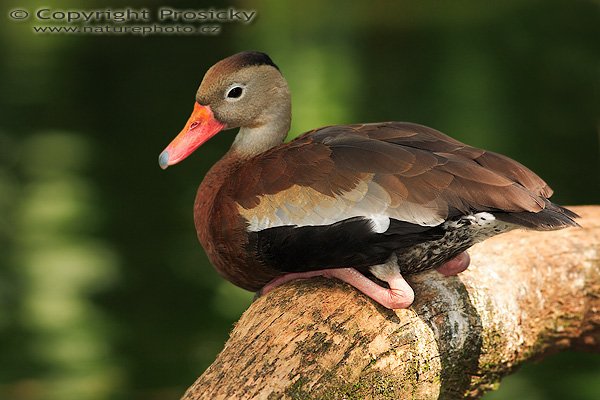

{"left": 0, "top": 0, "right": 598, "bottom": 399}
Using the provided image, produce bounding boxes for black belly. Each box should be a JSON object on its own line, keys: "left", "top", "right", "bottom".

{"left": 248, "top": 215, "right": 513, "bottom": 276}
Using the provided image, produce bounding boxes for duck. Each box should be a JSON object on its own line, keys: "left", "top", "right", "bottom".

{"left": 158, "top": 51, "right": 578, "bottom": 310}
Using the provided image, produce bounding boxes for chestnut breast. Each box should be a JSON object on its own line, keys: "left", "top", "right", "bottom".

{"left": 194, "top": 153, "right": 277, "bottom": 290}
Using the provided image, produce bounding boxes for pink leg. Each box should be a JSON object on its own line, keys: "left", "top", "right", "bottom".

{"left": 260, "top": 252, "right": 470, "bottom": 309}
{"left": 261, "top": 267, "right": 414, "bottom": 310}
{"left": 435, "top": 252, "right": 470, "bottom": 276}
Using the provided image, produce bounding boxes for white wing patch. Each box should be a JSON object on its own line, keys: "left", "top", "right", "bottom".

{"left": 238, "top": 175, "right": 446, "bottom": 232}
{"left": 368, "top": 215, "right": 391, "bottom": 233}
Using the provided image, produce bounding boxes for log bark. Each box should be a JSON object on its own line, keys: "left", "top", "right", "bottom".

{"left": 182, "top": 206, "right": 600, "bottom": 400}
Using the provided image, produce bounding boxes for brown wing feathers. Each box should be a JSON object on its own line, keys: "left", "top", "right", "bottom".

{"left": 229, "top": 121, "right": 577, "bottom": 281}
{"left": 334, "top": 124, "right": 549, "bottom": 215}
{"left": 234, "top": 121, "right": 577, "bottom": 229}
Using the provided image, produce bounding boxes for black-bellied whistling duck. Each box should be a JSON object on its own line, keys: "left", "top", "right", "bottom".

{"left": 159, "top": 51, "right": 578, "bottom": 310}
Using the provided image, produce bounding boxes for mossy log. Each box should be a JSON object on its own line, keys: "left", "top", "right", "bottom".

{"left": 182, "top": 206, "right": 600, "bottom": 399}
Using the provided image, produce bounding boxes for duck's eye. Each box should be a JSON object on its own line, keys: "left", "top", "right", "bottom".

{"left": 226, "top": 86, "right": 243, "bottom": 99}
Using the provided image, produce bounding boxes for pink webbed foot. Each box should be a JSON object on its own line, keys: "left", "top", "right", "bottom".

{"left": 260, "top": 266, "right": 414, "bottom": 310}
{"left": 435, "top": 251, "right": 471, "bottom": 276}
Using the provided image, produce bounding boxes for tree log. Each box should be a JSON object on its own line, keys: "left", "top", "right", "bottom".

{"left": 182, "top": 206, "right": 600, "bottom": 399}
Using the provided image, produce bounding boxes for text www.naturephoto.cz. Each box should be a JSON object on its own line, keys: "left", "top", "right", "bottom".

{"left": 32, "top": 24, "right": 221, "bottom": 35}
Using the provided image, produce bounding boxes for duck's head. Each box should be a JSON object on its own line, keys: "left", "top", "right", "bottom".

{"left": 159, "top": 51, "right": 291, "bottom": 169}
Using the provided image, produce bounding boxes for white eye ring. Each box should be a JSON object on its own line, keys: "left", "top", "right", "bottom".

{"left": 224, "top": 83, "right": 246, "bottom": 102}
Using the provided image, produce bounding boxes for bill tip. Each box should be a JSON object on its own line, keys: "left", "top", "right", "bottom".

{"left": 159, "top": 151, "right": 169, "bottom": 170}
